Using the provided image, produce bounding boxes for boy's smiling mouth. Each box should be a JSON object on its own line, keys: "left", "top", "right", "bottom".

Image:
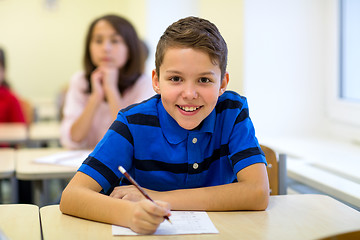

{"left": 177, "top": 105, "right": 202, "bottom": 112}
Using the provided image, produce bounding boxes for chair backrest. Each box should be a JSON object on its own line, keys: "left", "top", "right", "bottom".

{"left": 318, "top": 230, "right": 360, "bottom": 240}
{"left": 260, "top": 144, "right": 287, "bottom": 195}
{"left": 19, "top": 98, "right": 35, "bottom": 125}
{"left": 260, "top": 144, "right": 278, "bottom": 195}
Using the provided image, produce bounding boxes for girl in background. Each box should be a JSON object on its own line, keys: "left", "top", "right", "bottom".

{"left": 0, "top": 48, "right": 25, "bottom": 123}
{"left": 61, "top": 14, "right": 154, "bottom": 149}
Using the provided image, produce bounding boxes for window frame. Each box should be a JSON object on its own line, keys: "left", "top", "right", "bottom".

{"left": 327, "top": 0, "right": 360, "bottom": 127}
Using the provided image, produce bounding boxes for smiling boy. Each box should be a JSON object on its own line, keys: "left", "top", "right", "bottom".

{"left": 60, "top": 16, "right": 269, "bottom": 235}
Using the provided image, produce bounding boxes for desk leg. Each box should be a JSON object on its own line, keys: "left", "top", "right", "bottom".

{"left": 0, "top": 180, "right": 2, "bottom": 203}
{"left": 32, "top": 180, "right": 51, "bottom": 206}
{"left": 10, "top": 176, "right": 19, "bottom": 203}
{"left": 279, "top": 154, "right": 287, "bottom": 195}
{"left": 32, "top": 180, "right": 43, "bottom": 206}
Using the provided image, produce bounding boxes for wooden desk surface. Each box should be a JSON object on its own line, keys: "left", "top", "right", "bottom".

{"left": 28, "top": 121, "right": 60, "bottom": 141}
{"left": 0, "top": 123, "right": 27, "bottom": 144}
{"left": 40, "top": 194, "right": 360, "bottom": 240}
{"left": 0, "top": 148, "right": 15, "bottom": 179}
{"left": 15, "top": 148, "right": 79, "bottom": 180}
{"left": 0, "top": 204, "right": 41, "bottom": 240}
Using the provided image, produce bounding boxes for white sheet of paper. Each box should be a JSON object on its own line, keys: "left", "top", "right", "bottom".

{"left": 112, "top": 211, "right": 219, "bottom": 235}
{"left": 33, "top": 150, "right": 91, "bottom": 167}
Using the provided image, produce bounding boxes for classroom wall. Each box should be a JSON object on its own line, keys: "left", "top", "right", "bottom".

{"left": 0, "top": 0, "right": 244, "bottom": 106}
{"left": 244, "top": 0, "right": 328, "bottom": 138}
{"left": 0, "top": 0, "right": 146, "bottom": 103}
{"left": 243, "top": 0, "right": 335, "bottom": 138}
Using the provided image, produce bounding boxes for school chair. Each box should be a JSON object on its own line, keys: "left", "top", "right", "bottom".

{"left": 318, "top": 230, "right": 360, "bottom": 240}
{"left": 260, "top": 144, "right": 287, "bottom": 195}
{"left": 19, "top": 98, "right": 36, "bottom": 125}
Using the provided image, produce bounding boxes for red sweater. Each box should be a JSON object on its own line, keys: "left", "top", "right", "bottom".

{"left": 0, "top": 86, "right": 25, "bottom": 123}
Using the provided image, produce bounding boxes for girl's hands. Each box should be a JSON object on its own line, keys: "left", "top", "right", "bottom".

{"left": 90, "top": 67, "right": 105, "bottom": 102}
{"left": 101, "top": 67, "right": 118, "bottom": 92}
{"left": 90, "top": 66, "right": 119, "bottom": 101}
{"left": 128, "top": 200, "right": 171, "bottom": 234}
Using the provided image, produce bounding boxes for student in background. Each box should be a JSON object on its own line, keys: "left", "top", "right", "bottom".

{"left": 60, "top": 16, "right": 269, "bottom": 234}
{"left": 60, "top": 14, "right": 154, "bottom": 149}
{"left": 0, "top": 48, "right": 25, "bottom": 123}
{"left": 0, "top": 47, "right": 32, "bottom": 203}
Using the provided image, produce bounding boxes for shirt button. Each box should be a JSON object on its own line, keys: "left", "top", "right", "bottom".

{"left": 192, "top": 138, "right": 197, "bottom": 144}
{"left": 193, "top": 163, "right": 199, "bottom": 169}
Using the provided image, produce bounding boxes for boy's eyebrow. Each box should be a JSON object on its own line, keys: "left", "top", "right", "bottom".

{"left": 165, "top": 70, "right": 216, "bottom": 76}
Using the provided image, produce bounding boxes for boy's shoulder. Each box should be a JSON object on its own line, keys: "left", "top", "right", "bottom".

{"left": 216, "top": 90, "right": 247, "bottom": 112}
{"left": 219, "top": 90, "right": 246, "bottom": 101}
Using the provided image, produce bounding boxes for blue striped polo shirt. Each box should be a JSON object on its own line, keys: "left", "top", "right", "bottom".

{"left": 78, "top": 91, "right": 266, "bottom": 194}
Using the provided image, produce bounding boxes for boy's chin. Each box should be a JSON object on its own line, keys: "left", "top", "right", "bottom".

{"left": 178, "top": 122, "right": 202, "bottom": 131}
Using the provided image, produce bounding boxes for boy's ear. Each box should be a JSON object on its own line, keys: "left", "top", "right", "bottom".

{"left": 219, "top": 72, "right": 229, "bottom": 96}
{"left": 152, "top": 69, "right": 161, "bottom": 94}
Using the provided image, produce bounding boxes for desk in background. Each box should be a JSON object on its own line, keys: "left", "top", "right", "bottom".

{"left": 15, "top": 148, "right": 80, "bottom": 206}
{"left": 28, "top": 121, "right": 61, "bottom": 147}
{"left": 0, "top": 148, "right": 17, "bottom": 203}
{"left": 40, "top": 194, "right": 360, "bottom": 240}
{"left": 0, "top": 204, "right": 41, "bottom": 240}
{"left": 0, "top": 123, "right": 27, "bottom": 145}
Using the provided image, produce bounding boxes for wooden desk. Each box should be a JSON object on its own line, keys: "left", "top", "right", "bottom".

{"left": 0, "top": 204, "right": 41, "bottom": 240}
{"left": 40, "top": 194, "right": 360, "bottom": 240}
{"left": 0, "top": 123, "right": 27, "bottom": 144}
{"left": 28, "top": 121, "right": 61, "bottom": 146}
{"left": 16, "top": 148, "right": 78, "bottom": 180}
{"left": 16, "top": 148, "right": 80, "bottom": 205}
{"left": 0, "top": 148, "right": 15, "bottom": 179}
{"left": 0, "top": 148, "right": 17, "bottom": 203}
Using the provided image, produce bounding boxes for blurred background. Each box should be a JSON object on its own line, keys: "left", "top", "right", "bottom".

{"left": 1, "top": 0, "right": 360, "bottom": 210}
{"left": 1, "top": 0, "right": 359, "bottom": 141}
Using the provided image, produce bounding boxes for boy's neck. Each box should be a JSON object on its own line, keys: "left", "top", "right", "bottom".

{"left": 190, "top": 122, "right": 203, "bottom": 131}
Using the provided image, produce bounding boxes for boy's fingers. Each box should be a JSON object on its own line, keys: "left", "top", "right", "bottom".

{"left": 143, "top": 200, "right": 171, "bottom": 220}
{"left": 154, "top": 200, "right": 171, "bottom": 216}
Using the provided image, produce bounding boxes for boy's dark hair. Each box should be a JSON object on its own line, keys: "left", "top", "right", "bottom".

{"left": 0, "top": 48, "right": 9, "bottom": 88}
{"left": 155, "top": 16, "right": 228, "bottom": 80}
{"left": 84, "top": 14, "right": 144, "bottom": 94}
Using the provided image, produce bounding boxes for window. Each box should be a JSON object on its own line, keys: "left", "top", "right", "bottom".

{"left": 327, "top": 0, "right": 360, "bottom": 127}
{"left": 339, "top": 0, "right": 360, "bottom": 102}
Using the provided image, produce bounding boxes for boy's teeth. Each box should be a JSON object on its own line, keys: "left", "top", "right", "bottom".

{"left": 180, "top": 106, "right": 199, "bottom": 112}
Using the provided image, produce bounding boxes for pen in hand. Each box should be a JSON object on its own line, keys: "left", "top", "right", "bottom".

{"left": 118, "top": 166, "right": 172, "bottom": 224}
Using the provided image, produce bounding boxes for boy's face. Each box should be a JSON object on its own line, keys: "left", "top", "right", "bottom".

{"left": 152, "top": 47, "right": 229, "bottom": 130}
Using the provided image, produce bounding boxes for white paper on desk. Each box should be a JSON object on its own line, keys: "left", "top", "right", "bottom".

{"left": 112, "top": 211, "right": 219, "bottom": 235}
{"left": 33, "top": 150, "right": 91, "bottom": 167}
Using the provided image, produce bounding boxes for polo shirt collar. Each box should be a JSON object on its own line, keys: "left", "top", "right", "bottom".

{"left": 157, "top": 99, "right": 215, "bottom": 144}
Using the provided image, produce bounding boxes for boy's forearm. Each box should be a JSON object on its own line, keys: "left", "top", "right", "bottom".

{"left": 60, "top": 179, "right": 133, "bottom": 227}
{"left": 155, "top": 182, "right": 269, "bottom": 211}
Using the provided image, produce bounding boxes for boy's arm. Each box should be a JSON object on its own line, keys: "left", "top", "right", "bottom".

{"left": 161, "top": 163, "right": 269, "bottom": 211}
{"left": 111, "top": 163, "right": 269, "bottom": 211}
{"left": 60, "top": 172, "right": 171, "bottom": 234}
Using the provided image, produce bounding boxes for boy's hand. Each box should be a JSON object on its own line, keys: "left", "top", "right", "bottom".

{"left": 110, "top": 185, "right": 153, "bottom": 201}
{"left": 128, "top": 200, "right": 171, "bottom": 234}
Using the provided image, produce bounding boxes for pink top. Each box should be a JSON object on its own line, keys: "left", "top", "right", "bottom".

{"left": 60, "top": 71, "right": 155, "bottom": 149}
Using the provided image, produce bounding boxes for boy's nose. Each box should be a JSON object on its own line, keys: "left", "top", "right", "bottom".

{"left": 182, "top": 85, "right": 198, "bottom": 99}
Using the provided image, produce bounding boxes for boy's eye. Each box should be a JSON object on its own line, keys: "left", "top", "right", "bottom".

{"left": 170, "top": 76, "right": 181, "bottom": 82}
{"left": 199, "top": 77, "right": 210, "bottom": 83}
